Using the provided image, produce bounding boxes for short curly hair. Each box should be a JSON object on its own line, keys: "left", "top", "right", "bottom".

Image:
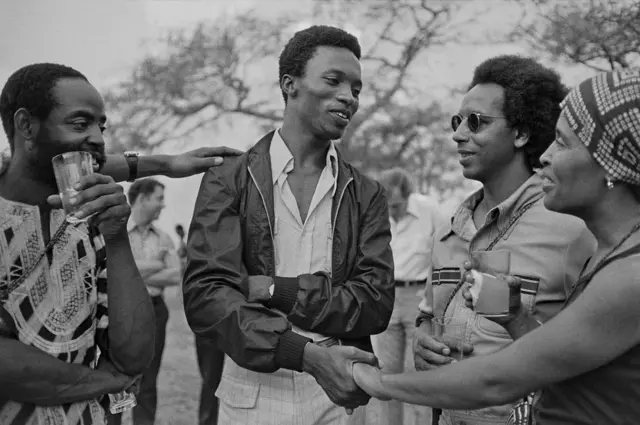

{"left": 0, "top": 63, "right": 87, "bottom": 152}
{"left": 278, "top": 25, "right": 361, "bottom": 103}
{"left": 469, "top": 55, "right": 568, "bottom": 170}
{"left": 128, "top": 178, "right": 165, "bottom": 205}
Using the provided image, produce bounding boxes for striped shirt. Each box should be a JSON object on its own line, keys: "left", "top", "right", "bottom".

{"left": 0, "top": 197, "right": 109, "bottom": 425}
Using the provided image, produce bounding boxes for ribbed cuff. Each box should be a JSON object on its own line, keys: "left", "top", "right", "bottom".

{"left": 415, "top": 311, "right": 433, "bottom": 328}
{"left": 269, "top": 276, "right": 299, "bottom": 314}
{"left": 275, "top": 330, "right": 311, "bottom": 371}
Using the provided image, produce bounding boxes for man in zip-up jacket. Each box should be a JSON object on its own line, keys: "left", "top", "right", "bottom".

{"left": 183, "top": 25, "right": 395, "bottom": 425}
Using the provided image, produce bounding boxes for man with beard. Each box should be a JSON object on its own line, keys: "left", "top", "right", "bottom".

{"left": 0, "top": 63, "right": 239, "bottom": 425}
{"left": 183, "top": 25, "right": 395, "bottom": 424}
{"left": 0, "top": 63, "right": 155, "bottom": 425}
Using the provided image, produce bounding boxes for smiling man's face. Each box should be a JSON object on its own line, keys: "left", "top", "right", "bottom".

{"left": 30, "top": 77, "right": 107, "bottom": 180}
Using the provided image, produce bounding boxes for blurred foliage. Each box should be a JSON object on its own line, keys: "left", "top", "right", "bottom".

{"left": 104, "top": 0, "right": 504, "bottom": 197}
{"left": 512, "top": 0, "right": 640, "bottom": 71}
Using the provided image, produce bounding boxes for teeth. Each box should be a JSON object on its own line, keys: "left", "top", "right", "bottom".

{"left": 460, "top": 153, "right": 474, "bottom": 158}
{"left": 336, "top": 112, "right": 348, "bottom": 119}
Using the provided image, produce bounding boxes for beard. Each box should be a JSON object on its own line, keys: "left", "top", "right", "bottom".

{"left": 28, "top": 134, "right": 106, "bottom": 185}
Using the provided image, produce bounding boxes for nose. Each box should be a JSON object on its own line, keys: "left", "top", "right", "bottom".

{"left": 539, "top": 142, "right": 556, "bottom": 167}
{"left": 88, "top": 125, "right": 106, "bottom": 147}
{"left": 336, "top": 84, "right": 356, "bottom": 107}
{"left": 452, "top": 120, "right": 470, "bottom": 144}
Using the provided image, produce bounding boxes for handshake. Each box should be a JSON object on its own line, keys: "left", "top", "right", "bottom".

{"left": 301, "top": 342, "right": 389, "bottom": 414}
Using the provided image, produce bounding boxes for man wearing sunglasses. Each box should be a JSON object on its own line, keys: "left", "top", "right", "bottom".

{"left": 413, "top": 55, "right": 595, "bottom": 425}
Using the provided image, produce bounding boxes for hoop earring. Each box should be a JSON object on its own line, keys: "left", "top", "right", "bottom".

{"left": 606, "top": 177, "right": 615, "bottom": 190}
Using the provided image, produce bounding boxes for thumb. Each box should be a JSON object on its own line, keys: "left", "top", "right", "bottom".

{"left": 349, "top": 348, "right": 378, "bottom": 366}
{"left": 47, "top": 194, "right": 63, "bottom": 209}
{"left": 505, "top": 275, "right": 522, "bottom": 290}
{"left": 203, "top": 156, "right": 224, "bottom": 166}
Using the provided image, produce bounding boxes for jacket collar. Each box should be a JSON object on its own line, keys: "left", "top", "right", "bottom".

{"left": 247, "top": 131, "right": 354, "bottom": 230}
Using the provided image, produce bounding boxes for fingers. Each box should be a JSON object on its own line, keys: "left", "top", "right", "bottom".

{"left": 416, "top": 333, "right": 451, "bottom": 356}
{"left": 194, "top": 146, "right": 243, "bottom": 157}
{"left": 463, "top": 260, "right": 475, "bottom": 271}
{"left": 505, "top": 275, "right": 522, "bottom": 289}
{"left": 74, "top": 173, "right": 114, "bottom": 191}
{"left": 346, "top": 347, "right": 378, "bottom": 366}
{"left": 414, "top": 343, "right": 454, "bottom": 366}
{"left": 47, "top": 194, "right": 63, "bottom": 209}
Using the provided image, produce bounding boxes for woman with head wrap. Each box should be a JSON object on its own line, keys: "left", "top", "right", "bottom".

{"left": 352, "top": 69, "right": 640, "bottom": 424}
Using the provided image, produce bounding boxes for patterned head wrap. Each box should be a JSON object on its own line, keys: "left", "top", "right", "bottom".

{"left": 561, "top": 69, "right": 640, "bottom": 185}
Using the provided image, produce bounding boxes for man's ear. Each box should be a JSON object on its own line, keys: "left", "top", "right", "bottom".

{"left": 280, "top": 74, "right": 298, "bottom": 100}
{"left": 514, "top": 126, "right": 530, "bottom": 149}
{"left": 14, "top": 108, "right": 40, "bottom": 143}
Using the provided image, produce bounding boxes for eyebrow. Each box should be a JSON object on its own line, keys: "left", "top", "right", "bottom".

{"left": 67, "top": 110, "right": 107, "bottom": 124}
{"left": 324, "top": 69, "right": 363, "bottom": 87}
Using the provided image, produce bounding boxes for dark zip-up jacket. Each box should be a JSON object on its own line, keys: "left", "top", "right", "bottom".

{"left": 183, "top": 132, "right": 395, "bottom": 373}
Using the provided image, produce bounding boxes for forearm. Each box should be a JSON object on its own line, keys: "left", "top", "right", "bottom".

{"left": 377, "top": 356, "right": 522, "bottom": 409}
{"left": 136, "top": 260, "right": 165, "bottom": 279}
{"left": 145, "top": 267, "right": 182, "bottom": 287}
{"left": 269, "top": 273, "right": 394, "bottom": 338}
{"left": 105, "top": 232, "right": 155, "bottom": 374}
{"left": 103, "top": 154, "right": 172, "bottom": 183}
{"left": 0, "top": 338, "right": 125, "bottom": 405}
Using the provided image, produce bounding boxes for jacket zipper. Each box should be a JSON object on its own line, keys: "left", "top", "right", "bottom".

{"left": 332, "top": 177, "right": 353, "bottom": 240}
{"left": 248, "top": 166, "right": 274, "bottom": 240}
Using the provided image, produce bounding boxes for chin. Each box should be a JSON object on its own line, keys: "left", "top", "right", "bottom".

{"left": 542, "top": 194, "right": 565, "bottom": 214}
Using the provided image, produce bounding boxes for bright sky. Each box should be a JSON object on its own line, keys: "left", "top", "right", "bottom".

{"left": 0, "top": 0, "right": 595, "bottom": 238}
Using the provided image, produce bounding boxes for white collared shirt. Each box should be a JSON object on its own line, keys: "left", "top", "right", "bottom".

{"left": 127, "top": 219, "right": 179, "bottom": 297}
{"left": 390, "top": 193, "right": 446, "bottom": 282}
{"left": 270, "top": 130, "right": 338, "bottom": 342}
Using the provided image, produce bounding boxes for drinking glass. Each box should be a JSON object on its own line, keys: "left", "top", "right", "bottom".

{"left": 51, "top": 151, "right": 94, "bottom": 223}
{"left": 469, "top": 250, "right": 512, "bottom": 317}
{"left": 431, "top": 316, "right": 469, "bottom": 361}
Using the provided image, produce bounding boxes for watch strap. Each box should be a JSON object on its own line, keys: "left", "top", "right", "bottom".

{"left": 124, "top": 152, "right": 139, "bottom": 183}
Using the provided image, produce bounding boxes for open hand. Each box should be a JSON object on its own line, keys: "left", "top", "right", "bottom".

{"left": 167, "top": 147, "right": 243, "bottom": 178}
{"left": 47, "top": 173, "right": 130, "bottom": 239}
{"left": 353, "top": 363, "right": 390, "bottom": 400}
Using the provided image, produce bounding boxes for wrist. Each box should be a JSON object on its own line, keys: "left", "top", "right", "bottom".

{"left": 301, "top": 342, "right": 324, "bottom": 375}
{"left": 159, "top": 154, "right": 174, "bottom": 177}
{"left": 102, "top": 227, "right": 129, "bottom": 243}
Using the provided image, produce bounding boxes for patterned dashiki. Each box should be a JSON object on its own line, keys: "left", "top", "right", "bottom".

{"left": 0, "top": 196, "right": 110, "bottom": 425}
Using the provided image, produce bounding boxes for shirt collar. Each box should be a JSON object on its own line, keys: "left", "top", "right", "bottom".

{"left": 269, "top": 129, "right": 339, "bottom": 195}
{"left": 443, "top": 174, "right": 544, "bottom": 241}
{"left": 127, "top": 218, "right": 156, "bottom": 234}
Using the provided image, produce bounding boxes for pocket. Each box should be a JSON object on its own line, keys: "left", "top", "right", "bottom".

{"left": 215, "top": 375, "right": 259, "bottom": 409}
{"left": 517, "top": 275, "right": 540, "bottom": 315}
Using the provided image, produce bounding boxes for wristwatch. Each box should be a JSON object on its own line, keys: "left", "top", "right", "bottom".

{"left": 124, "top": 151, "right": 139, "bottom": 182}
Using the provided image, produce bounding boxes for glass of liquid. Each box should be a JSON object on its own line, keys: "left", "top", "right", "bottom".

{"left": 468, "top": 250, "right": 512, "bottom": 318}
{"left": 52, "top": 151, "right": 94, "bottom": 223}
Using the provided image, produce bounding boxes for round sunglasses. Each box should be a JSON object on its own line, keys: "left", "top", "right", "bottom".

{"left": 451, "top": 113, "right": 507, "bottom": 133}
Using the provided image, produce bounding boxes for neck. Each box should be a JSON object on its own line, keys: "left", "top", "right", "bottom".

{"left": 0, "top": 158, "right": 57, "bottom": 208}
{"left": 280, "top": 114, "right": 331, "bottom": 169}
{"left": 130, "top": 208, "right": 152, "bottom": 228}
{"left": 481, "top": 156, "right": 532, "bottom": 209}
{"left": 581, "top": 190, "right": 640, "bottom": 251}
